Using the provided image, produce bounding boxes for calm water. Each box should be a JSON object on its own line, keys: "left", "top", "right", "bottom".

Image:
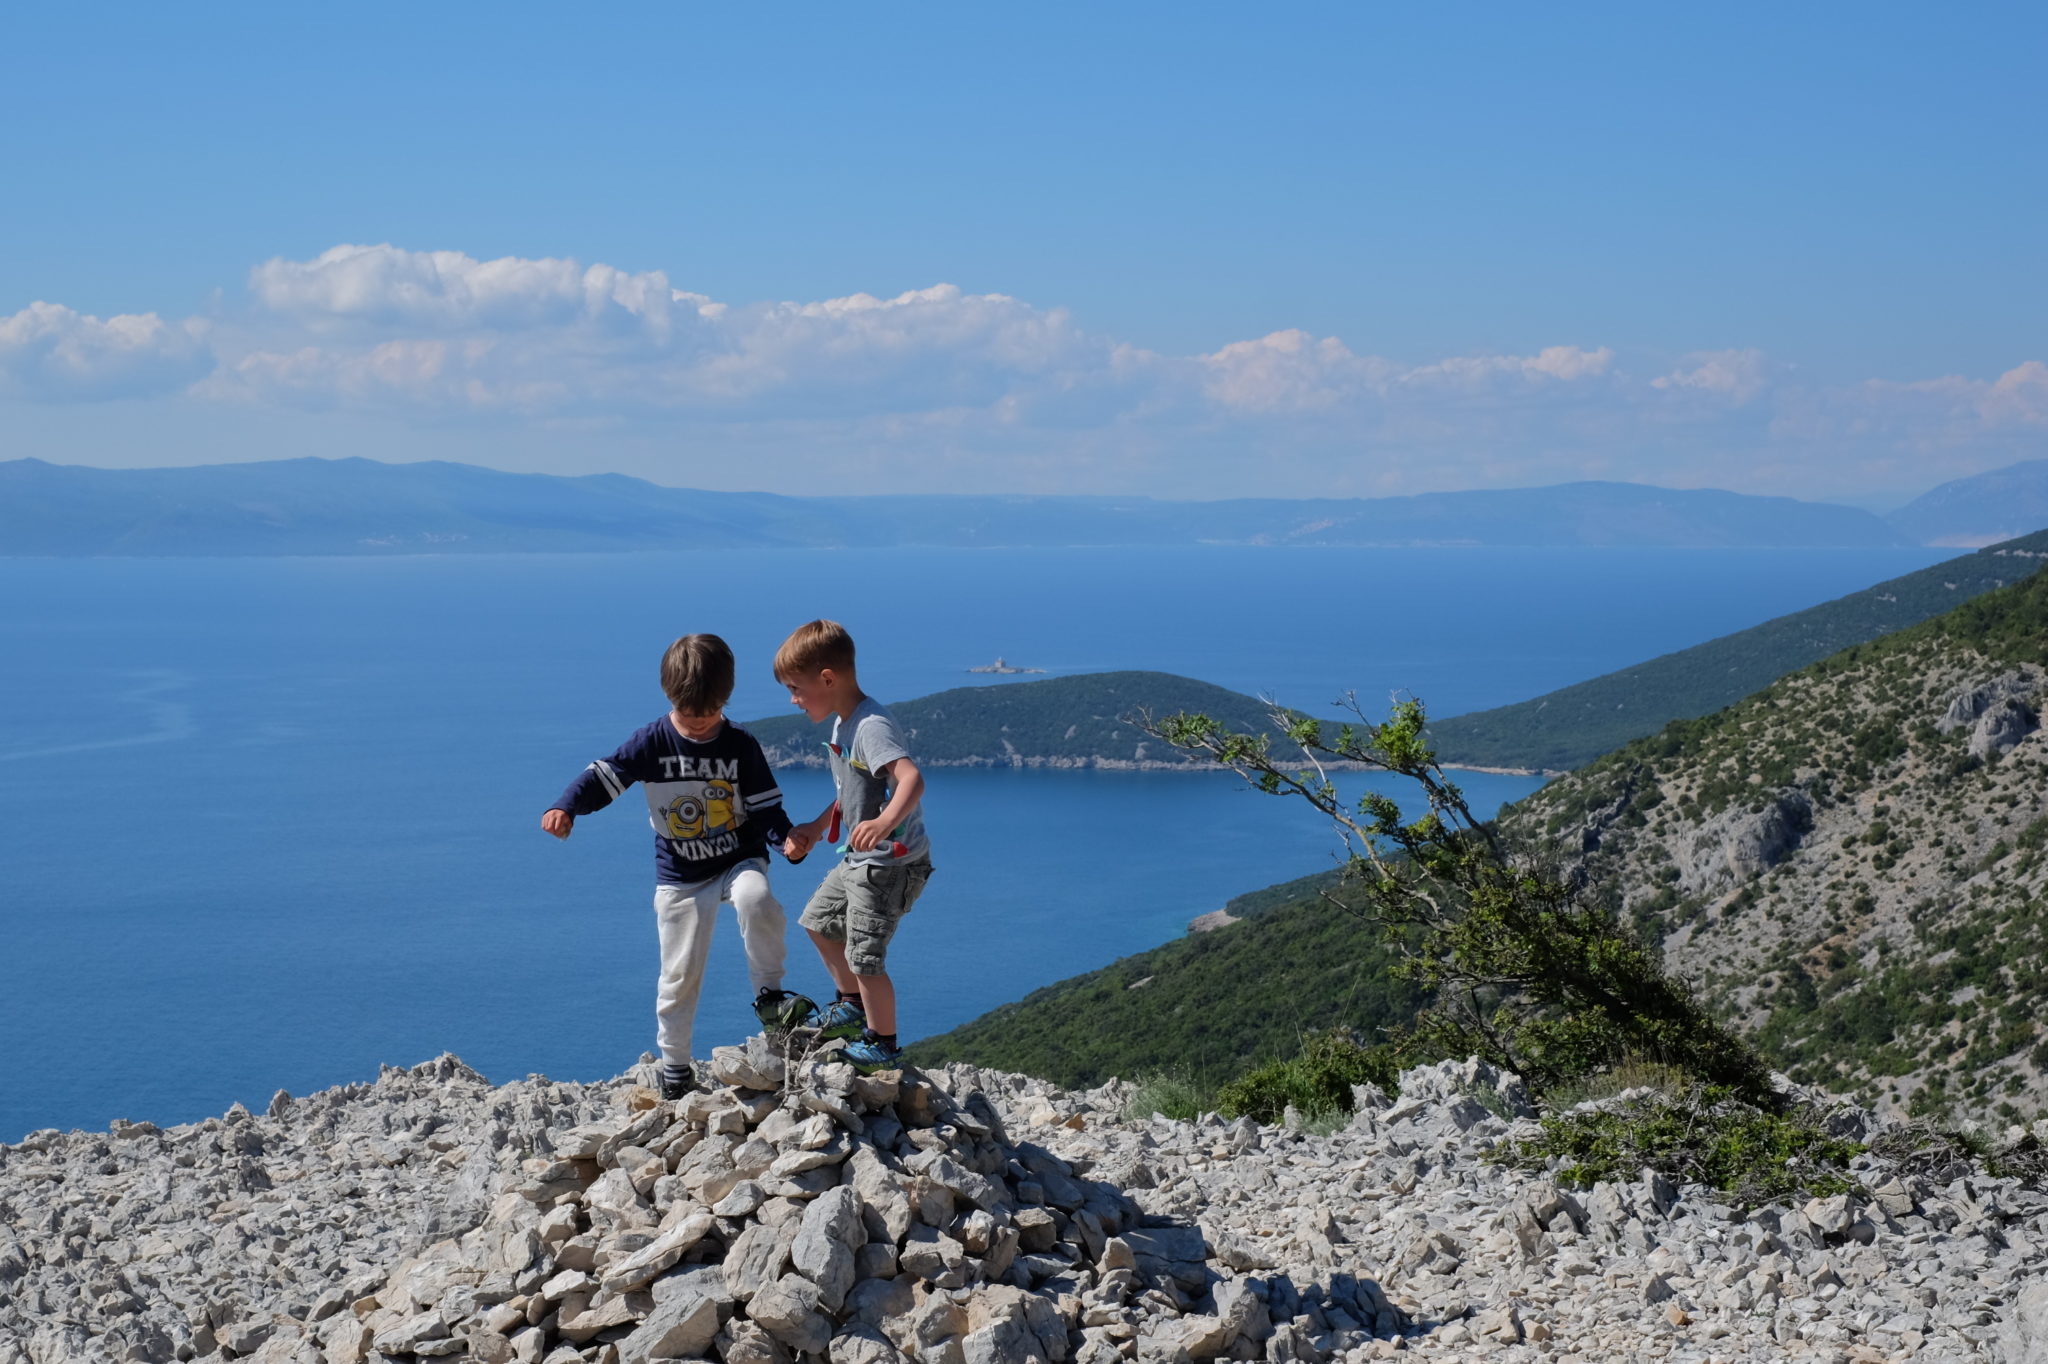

{"left": 0, "top": 545, "right": 1953, "bottom": 1139}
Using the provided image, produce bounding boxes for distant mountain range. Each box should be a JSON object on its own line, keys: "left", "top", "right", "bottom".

{"left": 1889, "top": 459, "right": 2048, "bottom": 546}
{"left": 0, "top": 455, "right": 1988, "bottom": 554}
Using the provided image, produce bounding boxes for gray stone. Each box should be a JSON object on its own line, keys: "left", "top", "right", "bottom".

{"left": 371, "top": 1311, "right": 449, "bottom": 1354}
{"left": 616, "top": 1276, "right": 720, "bottom": 1364}
{"left": 899, "top": 1223, "right": 969, "bottom": 1287}
{"left": 1971, "top": 695, "right": 2038, "bottom": 759}
{"left": 1472, "top": 1301, "right": 1522, "bottom": 1344}
{"left": 714, "top": 1179, "right": 769, "bottom": 1218}
{"left": 1997, "top": 1279, "right": 2048, "bottom": 1363}
{"left": 910, "top": 1152, "right": 1005, "bottom": 1212}
{"left": 601, "top": 1209, "right": 715, "bottom": 1293}
{"left": 1016, "top": 1206, "right": 1060, "bottom": 1252}
{"left": 1124, "top": 1225, "right": 1211, "bottom": 1290}
{"left": 1675, "top": 788, "right": 1812, "bottom": 893}
{"left": 749, "top": 1273, "right": 834, "bottom": 1356}
{"left": 832, "top": 1320, "right": 911, "bottom": 1364}
{"left": 724, "top": 1217, "right": 798, "bottom": 1301}
{"left": 848, "top": 1148, "right": 913, "bottom": 1245}
{"left": 854, "top": 1241, "right": 898, "bottom": 1281}
{"left": 1804, "top": 1193, "right": 1854, "bottom": 1237}
{"left": 718, "top": 1318, "right": 792, "bottom": 1364}
{"left": 710, "top": 1044, "right": 783, "bottom": 1091}
{"left": 615, "top": 1145, "right": 664, "bottom": 1197}
{"left": 1641, "top": 1168, "right": 1679, "bottom": 1218}
{"left": 792, "top": 1185, "right": 865, "bottom": 1310}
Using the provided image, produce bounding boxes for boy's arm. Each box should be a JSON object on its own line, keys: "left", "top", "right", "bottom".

{"left": 736, "top": 733, "right": 797, "bottom": 853}
{"left": 540, "top": 736, "right": 646, "bottom": 839}
{"left": 849, "top": 756, "right": 923, "bottom": 852}
{"left": 783, "top": 800, "right": 837, "bottom": 859}
{"left": 778, "top": 796, "right": 846, "bottom": 859}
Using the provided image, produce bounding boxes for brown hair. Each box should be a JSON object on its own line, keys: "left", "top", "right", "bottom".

{"left": 661, "top": 634, "right": 735, "bottom": 714}
{"left": 774, "top": 619, "right": 856, "bottom": 681}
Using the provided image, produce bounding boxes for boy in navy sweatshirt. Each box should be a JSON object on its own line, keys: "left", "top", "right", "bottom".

{"left": 542, "top": 633, "right": 810, "bottom": 1098}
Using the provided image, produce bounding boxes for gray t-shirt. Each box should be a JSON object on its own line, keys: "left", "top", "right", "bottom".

{"left": 829, "top": 697, "right": 931, "bottom": 867}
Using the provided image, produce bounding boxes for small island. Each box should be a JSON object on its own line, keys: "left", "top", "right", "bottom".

{"left": 965, "top": 656, "right": 1045, "bottom": 674}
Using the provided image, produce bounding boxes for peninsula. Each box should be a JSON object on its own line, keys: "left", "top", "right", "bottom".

{"left": 743, "top": 671, "right": 1301, "bottom": 770}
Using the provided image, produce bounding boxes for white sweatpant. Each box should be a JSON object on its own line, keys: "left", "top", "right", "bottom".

{"left": 652, "top": 859, "right": 787, "bottom": 1069}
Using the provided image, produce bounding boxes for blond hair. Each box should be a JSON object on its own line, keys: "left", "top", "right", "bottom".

{"left": 774, "top": 619, "right": 856, "bottom": 681}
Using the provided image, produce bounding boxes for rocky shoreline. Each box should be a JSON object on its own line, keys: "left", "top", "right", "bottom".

{"left": 3, "top": 1049, "right": 2044, "bottom": 1363}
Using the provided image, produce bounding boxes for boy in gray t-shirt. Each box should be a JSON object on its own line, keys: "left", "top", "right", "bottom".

{"left": 775, "top": 619, "right": 933, "bottom": 1072}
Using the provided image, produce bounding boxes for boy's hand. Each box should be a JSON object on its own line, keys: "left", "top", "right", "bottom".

{"left": 848, "top": 819, "right": 892, "bottom": 852}
{"left": 542, "top": 809, "right": 574, "bottom": 839}
{"left": 783, "top": 826, "right": 817, "bottom": 860}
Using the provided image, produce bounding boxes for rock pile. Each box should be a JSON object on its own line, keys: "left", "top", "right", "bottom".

{"left": 276, "top": 1032, "right": 1361, "bottom": 1364}
{"left": 0, "top": 1057, "right": 615, "bottom": 1364}
{"left": 6, "top": 1049, "right": 2048, "bottom": 1363}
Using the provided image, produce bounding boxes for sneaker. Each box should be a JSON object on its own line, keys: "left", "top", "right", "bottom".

{"left": 842, "top": 1035, "right": 903, "bottom": 1074}
{"left": 658, "top": 1065, "right": 697, "bottom": 1101}
{"left": 816, "top": 998, "right": 867, "bottom": 1041}
{"left": 753, "top": 987, "right": 818, "bottom": 1032}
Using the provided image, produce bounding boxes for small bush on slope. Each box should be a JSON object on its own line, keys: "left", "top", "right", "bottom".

{"left": 1214, "top": 1031, "right": 1400, "bottom": 1126}
{"left": 1152, "top": 694, "right": 1872, "bottom": 1200}
{"left": 1511, "top": 1087, "right": 1863, "bottom": 1207}
{"left": 1151, "top": 697, "right": 1774, "bottom": 1104}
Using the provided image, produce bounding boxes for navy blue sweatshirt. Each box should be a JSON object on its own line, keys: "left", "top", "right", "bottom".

{"left": 551, "top": 717, "right": 794, "bottom": 885}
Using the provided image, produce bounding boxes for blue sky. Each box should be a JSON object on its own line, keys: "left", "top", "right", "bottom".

{"left": 2, "top": 2, "right": 2042, "bottom": 502}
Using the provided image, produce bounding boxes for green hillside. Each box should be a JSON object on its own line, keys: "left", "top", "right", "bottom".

{"left": 1427, "top": 530, "right": 2048, "bottom": 772}
{"left": 744, "top": 670, "right": 1303, "bottom": 769}
{"left": 905, "top": 870, "right": 1427, "bottom": 1087}
{"left": 1511, "top": 563, "right": 2048, "bottom": 1121}
{"left": 917, "top": 564, "right": 2048, "bottom": 1122}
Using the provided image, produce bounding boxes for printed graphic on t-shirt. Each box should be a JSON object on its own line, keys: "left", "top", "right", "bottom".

{"left": 648, "top": 775, "right": 747, "bottom": 861}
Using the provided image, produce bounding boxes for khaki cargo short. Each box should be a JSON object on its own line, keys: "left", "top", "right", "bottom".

{"left": 799, "top": 856, "right": 934, "bottom": 975}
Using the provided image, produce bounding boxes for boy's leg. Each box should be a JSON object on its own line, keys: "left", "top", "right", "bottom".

{"left": 652, "top": 882, "right": 719, "bottom": 1076}
{"left": 799, "top": 865, "right": 869, "bottom": 1038}
{"left": 799, "top": 863, "right": 859, "bottom": 995}
{"left": 842, "top": 858, "right": 933, "bottom": 1045}
{"left": 724, "top": 860, "right": 787, "bottom": 994}
{"left": 852, "top": 970, "right": 897, "bottom": 1037}
{"left": 807, "top": 928, "right": 862, "bottom": 998}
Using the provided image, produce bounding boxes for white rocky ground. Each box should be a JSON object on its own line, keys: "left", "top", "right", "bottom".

{"left": 2, "top": 1047, "right": 2045, "bottom": 1364}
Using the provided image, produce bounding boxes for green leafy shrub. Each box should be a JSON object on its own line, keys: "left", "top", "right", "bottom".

{"left": 1214, "top": 1031, "right": 1399, "bottom": 1125}
{"left": 1122, "top": 1072, "right": 1211, "bottom": 1122}
{"left": 1513, "top": 1087, "right": 1862, "bottom": 1206}
{"left": 1540, "top": 1055, "right": 1692, "bottom": 1111}
{"left": 1153, "top": 699, "right": 1777, "bottom": 1106}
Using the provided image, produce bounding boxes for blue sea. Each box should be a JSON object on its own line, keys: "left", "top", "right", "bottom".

{"left": 0, "top": 545, "right": 1954, "bottom": 1140}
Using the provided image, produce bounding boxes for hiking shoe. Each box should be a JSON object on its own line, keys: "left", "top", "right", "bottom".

{"left": 842, "top": 1036, "right": 903, "bottom": 1074}
{"left": 816, "top": 998, "right": 867, "bottom": 1041}
{"left": 658, "top": 1065, "right": 698, "bottom": 1101}
{"left": 754, "top": 987, "right": 818, "bottom": 1033}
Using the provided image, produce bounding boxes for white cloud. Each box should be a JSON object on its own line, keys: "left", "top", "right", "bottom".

{"left": 1651, "top": 349, "right": 1770, "bottom": 403}
{"left": 1772, "top": 360, "right": 2048, "bottom": 449}
{"left": 247, "top": 244, "right": 711, "bottom": 338}
{"left": 208, "top": 247, "right": 1120, "bottom": 418}
{"left": 0, "top": 302, "right": 210, "bottom": 401}
{"left": 1399, "top": 344, "right": 1615, "bottom": 391}
{"left": 5, "top": 243, "right": 2045, "bottom": 499}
